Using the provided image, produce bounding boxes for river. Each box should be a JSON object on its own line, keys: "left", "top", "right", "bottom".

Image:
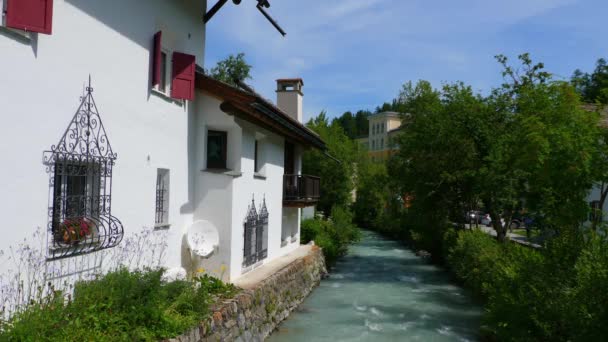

{"left": 268, "top": 230, "right": 482, "bottom": 341}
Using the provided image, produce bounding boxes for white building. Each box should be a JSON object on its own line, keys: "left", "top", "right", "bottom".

{"left": 0, "top": 0, "right": 324, "bottom": 283}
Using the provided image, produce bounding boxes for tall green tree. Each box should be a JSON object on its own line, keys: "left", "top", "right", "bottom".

{"left": 303, "top": 111, "right": 358, "bottom": 214}
{"left": 332, "top": 111, "right": 357, "bottom": 139}
{"left": 354, "top": 110, "right": 371, "bottom": 137}
{"left": 571, "top": 58, "right": 608, "bottom": 104}
{"left": 390, "top": 54, "right": 599, "bottom": 242}
{"left": 207, "top": 53, "right": 252, "bottom": 86}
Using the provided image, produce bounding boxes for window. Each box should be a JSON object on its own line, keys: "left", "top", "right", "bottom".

{"left": 155, "top": 169, "right": 170, "bottom": 228}
{"left": 152, "top": 31, "right": 170, "bottom": 95}
{"left": 244, "top": 198, "right": 268, "bottom": 268}
{"left": 254, "top": 140, "right": 259, "bottom": 173}
{"left": 52, "top": 160, "right": 102, "bottom": 236}
{"left": 43, "top": 80, "right": 123, "bottom": 260}
{"left": 207, "top": 130, "right": 227, "bottom": 169}
{"left": 159, "top": 51, "right": 168, "bottom": 93}
{"left": 371, "top": 140, "right": 376, "bottom": 150}
{"left": 381, "top": 138, "right": 384, "bottom": 150}
{"left": 152, "top": 31, "right": 195, "bottom": 101}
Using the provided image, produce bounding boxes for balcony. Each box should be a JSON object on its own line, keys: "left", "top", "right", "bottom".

{"left": 283, "top": 174, "right": 320, "bottom": 208}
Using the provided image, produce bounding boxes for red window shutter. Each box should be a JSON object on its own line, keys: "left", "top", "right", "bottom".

{"left": 6, "top": 0, "right": 54, "bottom": 34}
{"left": 152, "top": 31, "right": 162, "bottom": 87}
{"left": 171, "top": 52, "right": 196, "bottom": 101}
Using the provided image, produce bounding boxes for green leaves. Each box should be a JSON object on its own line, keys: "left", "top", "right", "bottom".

{"left": 0, "top": 268, "right": 237, "bottom": 341}
{"left": 207, "top": 52, "right": 252, "bottom": 86}
{"left": 303, "top": 112, "right": 359, "bottom": 214}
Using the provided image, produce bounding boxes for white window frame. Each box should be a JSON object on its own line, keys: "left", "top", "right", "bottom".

{"left": 0, "top": 0, "right": 33, "bottom": 41}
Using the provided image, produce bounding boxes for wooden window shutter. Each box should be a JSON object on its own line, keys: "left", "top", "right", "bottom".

{"left": 171, "top": 52, "right": 195, "bottom": 101}
{"left": 6, "top": 0, "right": 54, "bottom": 34}
{"left": 152, "top": 31, "right": 162, "bottom": 87}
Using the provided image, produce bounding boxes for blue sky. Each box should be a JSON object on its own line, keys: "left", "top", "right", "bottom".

{"left": 205, "top": 0, "right": 608, "bottom": 121}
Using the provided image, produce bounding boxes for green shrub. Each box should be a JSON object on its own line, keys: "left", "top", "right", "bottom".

{"left": 0, "top": 268, "right": 237, "bottom": 341}
{"left": 301, "top": 205, "right": 360, "bottom": 265}
{"left": 445, "top": 228, "right": 608, "bottom": 341}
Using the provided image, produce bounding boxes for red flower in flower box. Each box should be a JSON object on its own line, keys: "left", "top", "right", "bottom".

{"left": 58, "top": 218, "right": 93, "bottom": 245}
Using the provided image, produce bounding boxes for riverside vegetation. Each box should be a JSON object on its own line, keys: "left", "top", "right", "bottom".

{"left": 347, "top": 54, "right": 608, "bottom": 341}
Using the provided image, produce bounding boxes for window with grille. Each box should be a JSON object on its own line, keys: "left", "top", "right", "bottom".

{"left": 243, "top": 197, "right": 268, "bottom": 268}
{"left": 155, "top": 169, "right": 170, "bottom": 228}
{"left": 43, "top": 79, "right": 123, "bottom": 260}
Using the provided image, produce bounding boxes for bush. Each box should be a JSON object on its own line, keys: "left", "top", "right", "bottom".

{"left": 445, "top": 228, "right": 608, "bottom": 341}
{"left": 0, "top": 268, "right": 237, "bottom": 341}
{"left": 301, "top": 205, "right": 360, "bottom": 265}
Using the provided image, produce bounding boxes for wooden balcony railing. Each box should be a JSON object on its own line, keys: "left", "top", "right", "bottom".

{"left": 283, "top": 174, "right": 320, "bottom": 207}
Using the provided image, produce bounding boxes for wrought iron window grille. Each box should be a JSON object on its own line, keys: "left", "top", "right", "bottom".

{"left": 155, "top": 169, "right": 169, "bottom": 227}
{"left": 243, "top": 196, "right": 268, "bottom": 267}
{"left": 43, "top": 77, "right": 124, "bottom": 260}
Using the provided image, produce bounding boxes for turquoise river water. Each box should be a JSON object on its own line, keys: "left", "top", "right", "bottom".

{"left": 268, "top": 230, "right": 482, "bottom": 342}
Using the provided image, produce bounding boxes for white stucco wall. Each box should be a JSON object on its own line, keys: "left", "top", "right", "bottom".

{"left": 193, "top": 92, "right": 303, "bottom": 281}
{"left": 0, "top": 0, "right": 205, "bottom": 275}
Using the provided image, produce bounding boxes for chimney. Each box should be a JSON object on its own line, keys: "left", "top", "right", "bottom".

{"left": 276, "top": 78, "right": 303, "bottom": 123}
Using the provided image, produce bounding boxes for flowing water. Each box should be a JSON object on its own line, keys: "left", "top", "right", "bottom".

{"left": 268, "top": 230, "right": 482, "bottom": 342}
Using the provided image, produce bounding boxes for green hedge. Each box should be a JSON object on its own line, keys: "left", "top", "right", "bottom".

{"left": 301, "top": 206, "right": 361, "bottom": 265}
{"left": 0, "top": 269, "right": 237, "bottom": 341}
{"left": 445, "top": 229, "right": 608, "bottom": 341}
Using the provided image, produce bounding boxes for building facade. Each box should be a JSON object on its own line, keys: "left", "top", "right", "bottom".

{"left": 0, "top": 0, "right": 323, "bottom": 285}
{"left": 367, "top": 111, "right": 402, "bottom": 161}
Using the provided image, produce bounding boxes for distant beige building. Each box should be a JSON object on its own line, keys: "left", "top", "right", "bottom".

{"left": 366, "top": 112, "right": 403, "bottom": 161}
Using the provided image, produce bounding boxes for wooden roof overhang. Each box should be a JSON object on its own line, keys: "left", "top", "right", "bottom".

{"left": 195, "top": 72, "right": 326, "bottom": 150}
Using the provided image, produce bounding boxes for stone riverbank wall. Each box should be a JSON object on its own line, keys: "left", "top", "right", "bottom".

{"left": 164, "top": 245, "right": 327, "bottom": 342}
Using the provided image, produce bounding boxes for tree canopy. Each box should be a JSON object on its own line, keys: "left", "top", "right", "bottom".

{"left": 389, "top": 53, "right": 599, "bottom": 242}
{"left": 302, "top": 111, "right": 359, "bottom": 214}
{"left": 571, "top": 58, "right": 608, "bottom": 104}
{"left": 207, "top": 53, "right": 252, "bottom": 86}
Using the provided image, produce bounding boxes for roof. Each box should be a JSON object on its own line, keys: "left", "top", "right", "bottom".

{"left": 276, "top": 78, "right": 304, "bottom": 86}
{"left": 369, "top": 111, "right": 402, "bottom": 119}
{"left": 194, "top": 69, "right": 325, "bottom": 150}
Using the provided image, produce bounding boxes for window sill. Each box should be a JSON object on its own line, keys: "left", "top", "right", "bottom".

{"left": 253, "top": 172, "right": 266, "bottom": 180}
{"left": 202, "top": 169, "right": 242, "bottom": 178}
{"left": 151, "top": 88, "right": 183, "bottom": 106}
{"left": 154, "top": 223, "right": 171, "bottom": 230}
{"left": 0, "top": 26, "right": 32, "bottom": 43}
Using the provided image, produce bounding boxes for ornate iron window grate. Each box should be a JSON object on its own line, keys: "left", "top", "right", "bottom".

{"left": 43, "top": 78, "right": 124, "bottom": 260}
{"left": 155, "top": 170, "right": 169, "bottom": 226}
{"left": 243, "top": 196, "right": 268, "bottom": 267}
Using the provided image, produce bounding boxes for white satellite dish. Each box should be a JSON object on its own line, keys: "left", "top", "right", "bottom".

{"left": 186, "top": 220, "right": 220, "bottom": 258}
